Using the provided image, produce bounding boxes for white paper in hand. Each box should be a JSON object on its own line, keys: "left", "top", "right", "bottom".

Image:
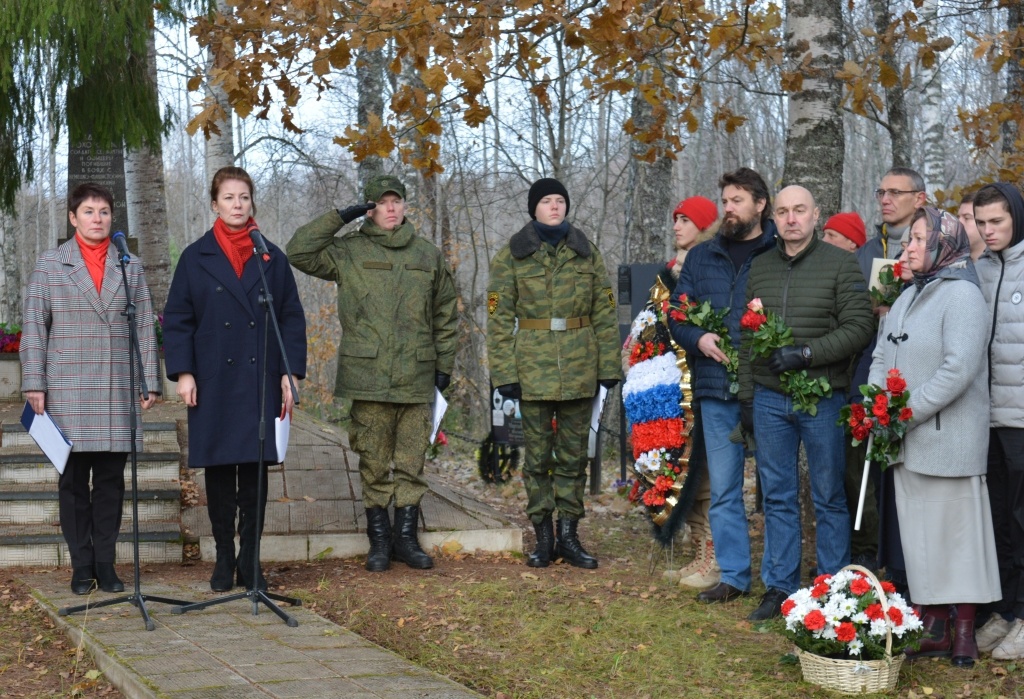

{"left": 275, "top": 412, "right": 291, "bottom": 463}
{"left": 430, "top": 388, "right": 448, "bottom": 444}
{"left": 588, "top": 385, "right": 609, "bottom": 458}
{"left": 20, "top": 402, "right": 73, "bottom": 474}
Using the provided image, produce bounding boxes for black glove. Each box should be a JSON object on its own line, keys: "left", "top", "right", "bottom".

{"left": 768, "top": 345, "right": 810, "bottom": 374}
{"left": 337, "top": 203, "right": 376, "bottom": 224}
{"left": 496, "top": 383, "right": 522, "bottom": 400}
{"left": 435, "top": 371, "right": 451, "bottom": 392}
{"left": 598, "top": 379, "right": 619, "bottom": 390}
{"left": 740, "top": 400, "right": 754, "bottom": 434}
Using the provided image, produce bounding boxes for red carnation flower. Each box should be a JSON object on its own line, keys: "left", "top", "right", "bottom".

{"left": 803, "top": 610, "right": 826, "bottom": 631}
{"left": 813, "top": 573, "right": 833, "bottom": 585}
{"left": 899, "top": 407, "right": 913, "bottom": 421}
{"left": 781, "top": 599, "right": 796, "bottom": 616}
{"left": 836, "top": 621, "right": 857, "bottom": 643}
{"left": 849, "top": 577, "right": 871, "bottom": 596}
{"left": 880, "top": 581, "right": 896, "bottom": 594}
{"left": 740, "top": 310, "right": 766, "bottom": 332}
{"left": 887, "top": 607, "right": 903, "bottom": 626}
{"left": 886, "top": 370, "right": 907, "bottom": 395}
{"left": 865, "top": 603, "right": 884, "bottom": 621}
{"left": 810, "top": 582, "right": 830, "bottom": 599}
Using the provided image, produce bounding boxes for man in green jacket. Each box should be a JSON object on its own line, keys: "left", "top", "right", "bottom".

{"left": 487, "top": 177, "right": 621, "bottom": 569}
{"left": 287, "top": 175, "right": 458, "bottom": 573}
{"left": 739, "top": 185, "right": 873, "bottom": 621}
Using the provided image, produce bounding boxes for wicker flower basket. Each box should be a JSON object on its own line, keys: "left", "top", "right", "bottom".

{"left": 795, "top": 565, "right": 905, "bottom": 694}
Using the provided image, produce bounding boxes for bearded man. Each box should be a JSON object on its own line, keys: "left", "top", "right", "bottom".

{"left": 668, "top": 167, "right": 777, "bottom": 606}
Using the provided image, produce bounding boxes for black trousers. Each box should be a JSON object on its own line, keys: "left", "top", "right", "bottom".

{"left": 987, "top": 428, "right": 1024, "bottom": 620}
{"left": 58, "top": 451, "right": 128, "bottom": 569}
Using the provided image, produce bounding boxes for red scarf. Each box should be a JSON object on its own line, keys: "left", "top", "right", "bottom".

{"left": 75, "top": 233, "right": 110, "bottom": 293}
{"left": 212, "top": 216, "right": 256, "bottom": 278}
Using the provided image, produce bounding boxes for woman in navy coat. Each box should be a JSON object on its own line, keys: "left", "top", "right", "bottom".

{"left": 163, "top": 166, "right": 306, "bottom": 592}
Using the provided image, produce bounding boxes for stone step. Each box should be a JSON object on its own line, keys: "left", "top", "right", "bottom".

{"left": 0, "top": 451, "right": 180, "bottom": 486}
{"left": 0, "top": 483, "right": 180, "bottom": 526}
{"left": 1, "top": 420, "right": 180, "bottom": 452}
{"left": 0, "top": 522, "right": 182, "bottom": 567}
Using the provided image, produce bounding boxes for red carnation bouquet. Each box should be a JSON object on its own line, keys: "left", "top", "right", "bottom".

{"left": 668, "top": 293, "right": 739, "bottom": 394}
{"left": 870, "top": 261, "right": 904, "bottom": 308}
{"left": 838, "top": 369, "right": 913, "bottom": 468}
{"left": 740, "top": 298, "right": 831, "bottom": 415}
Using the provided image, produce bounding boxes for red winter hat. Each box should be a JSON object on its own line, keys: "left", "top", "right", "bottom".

{"left": 672, "top": 196, "right": 718, "bottom": 231}
{"left": 823, "top": 212, "right": 867, "bottom": 248}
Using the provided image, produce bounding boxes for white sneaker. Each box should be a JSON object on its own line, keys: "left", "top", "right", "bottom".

{"left": 976, "top": 615, "right": 1013, "bottom": 654}
{"left": 991, "top": 618, "right": 1024, "bottom": 660}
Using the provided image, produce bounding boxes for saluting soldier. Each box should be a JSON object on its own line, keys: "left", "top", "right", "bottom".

{"left": 486, "top": 177, "right": 621, "bottom": 569}
{"left": 287, "top": 175, "right": 458, "bottom": 573}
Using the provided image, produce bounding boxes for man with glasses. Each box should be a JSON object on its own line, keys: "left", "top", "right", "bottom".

{"left": 859, "top": 167, "right": 926, "bottom": 283}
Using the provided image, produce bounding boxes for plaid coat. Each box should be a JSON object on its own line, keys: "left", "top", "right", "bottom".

{"left": 20, "top": 237, "right": 161, "bottom": 451}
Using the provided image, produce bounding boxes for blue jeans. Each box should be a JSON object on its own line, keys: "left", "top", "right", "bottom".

{"left": 754, "top": 386, "right": 850, "bottom": 593}
{"left": 700, "top": 398, "right": 752, "bottom": 591}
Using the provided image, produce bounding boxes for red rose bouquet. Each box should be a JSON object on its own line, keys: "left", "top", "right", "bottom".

{"left": 870, "top": 262, "right": 904, "bottom": 308}
{"left": 838, "top": 369, "right": 913, "bottom": 468}
{"left": 740, "top": 298, "right": 831, "bottom": 415}
{"left": 668, "top": 293, "right": 738, "bottom": 394}
{"left": 781, "top": 568, "right": 922, "bottom": 660}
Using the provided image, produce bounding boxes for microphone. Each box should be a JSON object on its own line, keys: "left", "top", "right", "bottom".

{"left": 249, "top": 227, "right": 271, "bottom": 262}
{"left": 111, "top": 231, "right": 131, "bottom": 264}
{"left": 886, "top": 332, "right": 908, "bottom": 345}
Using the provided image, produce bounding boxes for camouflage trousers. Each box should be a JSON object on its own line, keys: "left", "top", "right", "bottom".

{"left": 349, "top": 401, "right": 431, "bottom": 510}
{"left": 520, "top": 397, "right": 591, "bottom": 525}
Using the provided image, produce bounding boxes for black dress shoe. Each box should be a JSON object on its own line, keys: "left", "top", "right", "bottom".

{"left": 697, "top": 582, "right": 749, "bottom": 603}
{"left": 70, "top": 566, "right": 97, "bottom": 595}
{"left": 95, "top": 563, "right": 125, "bottom": 593}
{"left": 748, "top": 587, "right": 789, "bottom": 621}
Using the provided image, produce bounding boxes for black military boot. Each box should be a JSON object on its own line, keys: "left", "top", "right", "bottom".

{"left": 364, "top": 507, "right": 393, "bottom": 572}
{"left": 393, "top": 505, "right": 434, "bottom": 569}
{"left": 556, "top": 518, "right": 598, "bottom": 569}
{"left": 527, "top": 516, "right": 554, "bottom": 568}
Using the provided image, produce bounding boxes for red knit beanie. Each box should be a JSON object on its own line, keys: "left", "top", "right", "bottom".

{"left": 823, "top": 212, "right": 867, "bottom": 248}
{"left": 672, "top": 196, "right": 718, "bottom": 231}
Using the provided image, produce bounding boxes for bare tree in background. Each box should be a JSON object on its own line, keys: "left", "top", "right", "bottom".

{"left": 870, "top": 0, "right": 911, "bottom": 168}
{"left": 919, "top": 0, "right": 947, "bottom": 196}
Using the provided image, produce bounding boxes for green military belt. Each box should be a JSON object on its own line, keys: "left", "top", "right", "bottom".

{"left": 518, "top": 316, "right": 591, "bottom": 331}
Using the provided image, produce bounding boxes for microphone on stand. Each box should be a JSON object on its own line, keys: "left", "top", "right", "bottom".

{"left": 249, "top": 227, "right": 271, "bottom": 262}
{"left": 111, "top": 231, "right": 131, "bottom": 264}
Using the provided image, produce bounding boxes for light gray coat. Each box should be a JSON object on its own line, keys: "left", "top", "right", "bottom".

{"left": 976, "top": 238, "right": 1024, "bottom": 429}
{"left": 20, "top": 238, "right": 160, "bottom": 451}
{"left": 869, "top": 270, "right": 990, "bottom": 477}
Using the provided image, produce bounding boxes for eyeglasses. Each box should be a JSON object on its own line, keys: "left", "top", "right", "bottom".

{"left": 874, "top": 188, "right": 922, "bottom": 201}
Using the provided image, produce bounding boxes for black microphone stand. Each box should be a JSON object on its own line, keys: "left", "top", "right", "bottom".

{"left": 59, "top": 247, "right": 189, "bottom": 631}
{"left": 171, "top": 242, "right": 302, "bottom": 627}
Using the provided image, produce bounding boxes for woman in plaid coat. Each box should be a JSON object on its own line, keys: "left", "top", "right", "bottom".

{"left": 20, "top": 183, "right": 161, "bottom": 596}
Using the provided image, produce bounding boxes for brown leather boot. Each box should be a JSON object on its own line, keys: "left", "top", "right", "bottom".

{"left": 951, "top": 604, "right": 978, "bottom": 668}
{"left": 906, "top": 606, "right": 952, "bottom": 660}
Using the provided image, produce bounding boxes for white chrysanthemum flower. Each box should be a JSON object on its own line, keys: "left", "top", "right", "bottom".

{"left": 851, "top": 612, "right": 869, "bottom": 625}
{"left": 633, "top": 450, "right": 665, "bottom": 473}
{"left": 630, "top": 310, "right": 657, "bottom": 338}
{"left": 847, "top": 638, "right": 864, "bottom": 656}
{"left": 789, "top": 589, "right": 814, "bottom": 606}
{"left": 820, "top": 625, "right": 838, "bottom": 641}
{"left": 836, "top": 595, "right": 859, "bottom": 617}
{"left": 868, "top": 619, "right": 888, "bottom": 638}
{"left": 622, "top": 354, "right": 682, "bottom": 397}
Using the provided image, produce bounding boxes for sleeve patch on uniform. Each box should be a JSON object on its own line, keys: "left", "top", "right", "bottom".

{"left": 488, "top": 291, "right": 500, "bottom": 316}
{"left": 605, "top": 287, "right": 616, "bottom": 309}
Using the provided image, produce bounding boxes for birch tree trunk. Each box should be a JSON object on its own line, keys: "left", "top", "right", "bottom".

{"left": 919, "top": 0, "right": 945, "bottom": 196}
{"left": 125, "top": 21, "right": 171, "bottom": 315}
{"left": 871, "top": 0, "right": 911, "bottom": 168}
{"left": 623, "top": 74, "right": 672, "bottom": 264}
{"left": 204, "top": 0, "right": 236, "bottom": 184}
{"left": 781, "top": 0, "right": 845, "bottom": 219}
{"left": 356, "top": 47, "right": 385, "bottom": 192}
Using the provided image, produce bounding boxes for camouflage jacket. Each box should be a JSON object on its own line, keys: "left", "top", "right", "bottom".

{"left": 287, "top": 209, "right": 458, "bottom": 403}
{"left": 487, "top": 222, "right": 621, "bottom": 401}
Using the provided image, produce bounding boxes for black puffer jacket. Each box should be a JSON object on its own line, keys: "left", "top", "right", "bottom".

{"left": 738, "top": 235, "right": 874, "bottom": 400}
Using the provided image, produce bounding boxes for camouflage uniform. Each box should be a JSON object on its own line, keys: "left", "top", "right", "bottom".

{"left": 487, "top": 223, "right": 620, "bottom": 524}
{"left": 287, "top": 207, "right": 457, "bottom": 508}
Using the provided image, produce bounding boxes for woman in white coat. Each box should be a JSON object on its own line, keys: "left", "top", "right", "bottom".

{"left": 869, "top": 206, "right": 1000, "bottom": 667}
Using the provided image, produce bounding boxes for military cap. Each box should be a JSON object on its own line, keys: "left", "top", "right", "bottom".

{"left": 364, "top": 175, "right": 406, "bottom": 202}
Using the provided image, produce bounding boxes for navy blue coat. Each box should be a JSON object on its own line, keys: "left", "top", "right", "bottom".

{"left": 163, "top": 230, "right": 307, "bottom": 468}
{"left": 669, "top": 221, "right": 777, "bottom": 400}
